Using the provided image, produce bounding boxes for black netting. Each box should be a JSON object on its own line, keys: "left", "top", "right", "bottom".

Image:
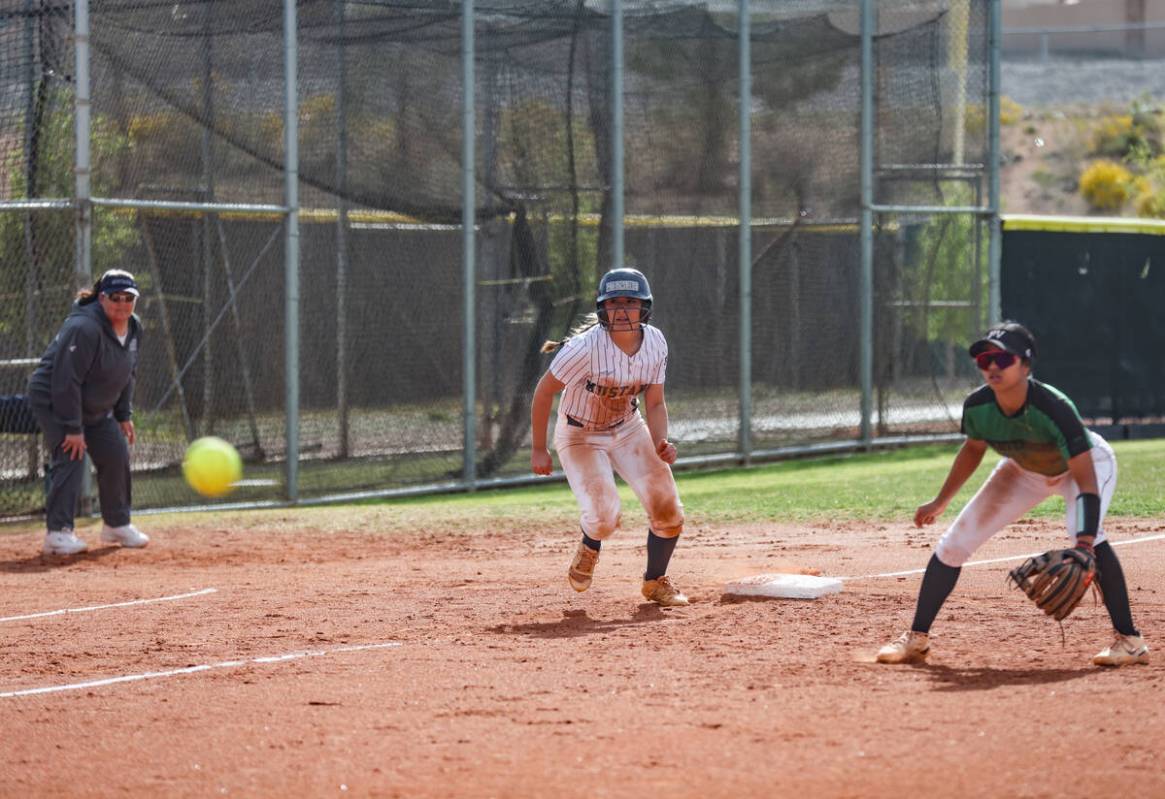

{"left": 1, "top": 0, "right": 994, "bottom": 517}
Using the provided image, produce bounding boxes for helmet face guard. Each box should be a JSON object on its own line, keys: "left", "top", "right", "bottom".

{"left": 596, "top": 268, "right": 653, "bottom": 328}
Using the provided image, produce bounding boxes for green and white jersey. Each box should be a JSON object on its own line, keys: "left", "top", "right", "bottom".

{"left": 960, "top": 378, "right": 1092, "bottom": 477}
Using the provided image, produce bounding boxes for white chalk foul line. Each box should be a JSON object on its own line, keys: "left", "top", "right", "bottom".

{"left": 0, "top": 641, "right": 401, "bottom": 699}
{"left": 0, "top": 587, "right": 218, "bottom": 624}
{"left": 841, "top": 531, "right": 1165, "bottom": 582}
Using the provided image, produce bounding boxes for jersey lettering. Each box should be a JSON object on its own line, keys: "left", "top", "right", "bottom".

{"left": 586, "top": 380, "right": 642, "bottom": 398}
{"left": 549, "top": 324, "right": 668, "bottom": 431}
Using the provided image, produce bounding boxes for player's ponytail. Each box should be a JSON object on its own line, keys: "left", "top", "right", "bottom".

{"left": 76, "top": 276, "right": 103, "bottom": 306}
{"left": 540, "top": 313, "right": 600, "bottom": 353}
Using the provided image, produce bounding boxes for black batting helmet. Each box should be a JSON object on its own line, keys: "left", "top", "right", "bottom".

{"left": 595, "top": 268, "right": 652, "bottom": 327}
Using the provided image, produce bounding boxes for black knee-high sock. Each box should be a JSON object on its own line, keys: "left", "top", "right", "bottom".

{"left": 1094, "top": 541, "right": 1139, "bottom": 636}
{"left": 644, "top": 529, "right": 678, "bottom": 581}
{"left": 581, "top": 530, "right": 602, "bottom": 552}
{"left": 911, "top": 554, "right": 961, "bottom": 634}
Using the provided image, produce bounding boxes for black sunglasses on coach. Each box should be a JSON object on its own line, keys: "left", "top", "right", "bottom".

{"left": 104, "top": 292, "right": 136, "bottom": 304}
{"left": 974, "top": 351, "right": 1017, "bottom": 370}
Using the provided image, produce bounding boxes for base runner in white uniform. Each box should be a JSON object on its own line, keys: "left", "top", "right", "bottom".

{"left": 877, "top": 322, "right": 1149, "bottom": 667}
{"left": 530, "top": 268, "right": 688, "bottom": 606}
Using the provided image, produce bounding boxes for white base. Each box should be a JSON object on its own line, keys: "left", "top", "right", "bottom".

{"left": 724, "top": 572, "right": 844, "bottom": 599}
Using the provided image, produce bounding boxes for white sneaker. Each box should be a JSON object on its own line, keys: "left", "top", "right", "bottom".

{"left": 43, "top": 530, "right": 88, "bottom": 556}
{"left": 101, "top": 524, "right": 150, "bottom": 548}
{"left": 876, "top": 631, "right": 930, "bottom": 664}
{"left": 1093, "top": 633, "right": 1150, "bottom": 667}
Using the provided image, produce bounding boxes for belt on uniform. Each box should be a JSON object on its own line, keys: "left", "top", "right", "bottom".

{"left": 566, "top": 415, "right": 625, "bottom": 431}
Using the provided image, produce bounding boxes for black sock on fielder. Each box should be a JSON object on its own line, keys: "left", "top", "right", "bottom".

{"left": 1094, "top": 541, "right": 1139, "bottom": 637}
{"left": 911, "top": 554, "right": 961, "bottom": 634}
{"left": 581, "top": 531, "right": 602, "bottom": 552}
{"left": 644, "top": 529, "right": 678, "bottom": 581}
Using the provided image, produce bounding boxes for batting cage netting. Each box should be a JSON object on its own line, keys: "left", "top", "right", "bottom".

{"left": 2, "top": 0, "right": 993, "bottom": 517}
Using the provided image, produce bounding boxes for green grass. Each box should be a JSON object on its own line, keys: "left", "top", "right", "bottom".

{"left": 363, "top": 439, "right": 1165, "bottom": 525}
{"left": 5, "top": 439, "right": 1161, "bottom": 535}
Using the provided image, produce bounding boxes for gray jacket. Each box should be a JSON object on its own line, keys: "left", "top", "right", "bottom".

{"left": 27, "top": 300, "right": 142, "bottom": 434}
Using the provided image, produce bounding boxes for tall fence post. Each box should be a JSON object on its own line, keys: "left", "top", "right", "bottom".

{"left": 611, "top": 0, "right": 624, "bottom": 270}
{"left": 858, "top": 0, "right": 875, "bottom": 447}
{"left": 283, "top": 0, "right": 300, "bottom": 501}
{"left": 988, "top": 0, "right": 1002, "bottom": 324}
{"left": 23, "top": 0, "right": 39, "bottom": 480}
{"left": 74, "top": 0, "right": 91, "bottom": 291}
{"left": 738, "top": 0, "right": 752, "bottom": 463}
{"left": 74, "top": 0, "right": 97, "bottom": 510}
{"left": 462, "top": 0, "right": 477, "bottom": 485}
{"left": 335, "top": 0, "right": 351, "bottom": 459}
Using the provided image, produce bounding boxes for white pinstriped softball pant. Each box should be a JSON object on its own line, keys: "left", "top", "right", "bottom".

{"left": 554, "top": 414, "right": 684, "bottom": 540}
{"left": 935, "top": 431, "right": 1116, "bottom": 567}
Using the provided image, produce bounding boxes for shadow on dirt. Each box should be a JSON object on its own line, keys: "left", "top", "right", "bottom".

{"left": 923, "top": 664, "right": 1096, "bottom": 692}
{"left": 0, "top": 546, "right": 121, "bottom": 573}
{"left": 489, "top": 605, "right": 670, "bottom": 638}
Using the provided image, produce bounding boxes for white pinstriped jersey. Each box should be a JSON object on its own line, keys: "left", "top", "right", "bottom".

{"left": 549, "top": 323, "right": 668, "bottom": 431}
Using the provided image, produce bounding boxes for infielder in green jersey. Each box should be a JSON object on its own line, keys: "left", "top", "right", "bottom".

{"left": 877, "top": 322, "right": 1149, "bottom": 667}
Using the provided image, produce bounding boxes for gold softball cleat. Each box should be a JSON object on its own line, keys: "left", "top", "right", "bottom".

{"left": 642, "top": 575, "right": 689, "bottom": 606}
{"left": 568, "top": 542, "right": 600, "bottom": 592}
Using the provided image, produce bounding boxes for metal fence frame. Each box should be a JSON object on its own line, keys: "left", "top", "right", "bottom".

{"left": 5, "top": 0, "right": 1001, "bottom": 511}
{"left": 1003, "top": 20, "right": 1165, "bottom": 62}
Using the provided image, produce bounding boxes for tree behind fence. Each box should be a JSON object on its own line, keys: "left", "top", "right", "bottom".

{"left": 1, "top": 1, "right": 993, "bottom": 517}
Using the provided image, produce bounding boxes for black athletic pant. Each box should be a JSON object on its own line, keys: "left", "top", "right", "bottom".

{"left": 31, "top": 406, "right": 132, "bottom": 532}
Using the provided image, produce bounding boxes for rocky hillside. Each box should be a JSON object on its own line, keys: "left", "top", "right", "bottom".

{"left": 1000, "top": 57, "right": 1165, "bottom": 218}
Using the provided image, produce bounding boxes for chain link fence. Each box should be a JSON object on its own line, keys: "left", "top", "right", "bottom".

{"left": 2, "top": 0, "right": 995, "bottom": 519}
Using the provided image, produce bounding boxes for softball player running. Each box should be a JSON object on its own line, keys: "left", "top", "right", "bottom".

{"left": 530, "top": 268, "right": 688, "bottom": 606}
{"left": 877, "top": 322, "right": 1149, "bottom": 667}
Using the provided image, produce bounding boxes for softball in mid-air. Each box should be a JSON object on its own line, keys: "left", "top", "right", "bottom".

{"left": 182, "top": 436, "right": 243, "bottom": 498}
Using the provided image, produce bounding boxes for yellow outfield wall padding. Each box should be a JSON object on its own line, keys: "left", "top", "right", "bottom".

{"left": 1002, "top": 214, "right": 1165, "bottom": 235}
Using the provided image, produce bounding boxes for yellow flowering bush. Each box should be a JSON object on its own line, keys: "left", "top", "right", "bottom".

{"left": 1079, "top": 160, "right": 1134, "bottom": 211}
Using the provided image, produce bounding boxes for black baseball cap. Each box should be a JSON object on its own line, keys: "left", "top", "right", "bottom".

{"left": 99, "top": 269, "right": 140, "bottom": 297}
{"left": 969, "top": 322, "right": 1036, "bottom": 360}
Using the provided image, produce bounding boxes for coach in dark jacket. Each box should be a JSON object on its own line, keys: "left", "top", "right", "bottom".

{"left": 27, "top": 269, "right": 150, "bottom": 556}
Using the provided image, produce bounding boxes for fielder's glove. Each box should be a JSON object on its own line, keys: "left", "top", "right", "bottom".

{"left": 1007, "top": 545, "right": 1100, "bottom": 622}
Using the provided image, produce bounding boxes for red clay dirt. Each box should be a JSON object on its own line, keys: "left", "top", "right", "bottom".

{"left": 1, "top": 512, "right": 1162, "bottom": 798}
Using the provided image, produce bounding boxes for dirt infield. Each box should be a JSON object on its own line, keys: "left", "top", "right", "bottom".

{"left": 1, "top": 510, "right": 1162, "bottom": 798}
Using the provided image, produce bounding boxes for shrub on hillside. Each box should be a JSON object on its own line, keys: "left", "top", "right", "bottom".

{"left": 1135, "top": 186, "right": 1165, "bottom": 218}
{"left": 1079, "top": 160, "right": 1134, "bottom": 211}
{"left": 964, "top": 95, "right": 1022, "bottom": 135}
{"left": 1001, "top": 96, "right": 1023, "bottom": 127}
{"left": 1091, "top": 99, "right": 1162, "bottom": 160}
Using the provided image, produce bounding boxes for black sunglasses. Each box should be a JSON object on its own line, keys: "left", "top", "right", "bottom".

{"left": 104, "top": 292, "right": 137, "bottom": 304}
{"left": 974, "top": 351, "right": 1017, "bottom": 370}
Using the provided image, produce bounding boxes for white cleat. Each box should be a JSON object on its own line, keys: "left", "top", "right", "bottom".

{"left": 101, "top": 524, "right": 150, "bottom": 549}
{"left": 43, "top": 530, "right": 88, "bottom": 556}
{"left": 876, "top": 631, "right": 930, "bottom": 664}
{"left": 1093, "top": 633, "right": 1150, "bottom": 667}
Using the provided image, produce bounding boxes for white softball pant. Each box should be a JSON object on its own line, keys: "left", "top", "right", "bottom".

{"left": 935, "top": 431, "right": 1117, "bottom": 567}
{"left": 554, "top": 414, "right": 684, "bottom": 540}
